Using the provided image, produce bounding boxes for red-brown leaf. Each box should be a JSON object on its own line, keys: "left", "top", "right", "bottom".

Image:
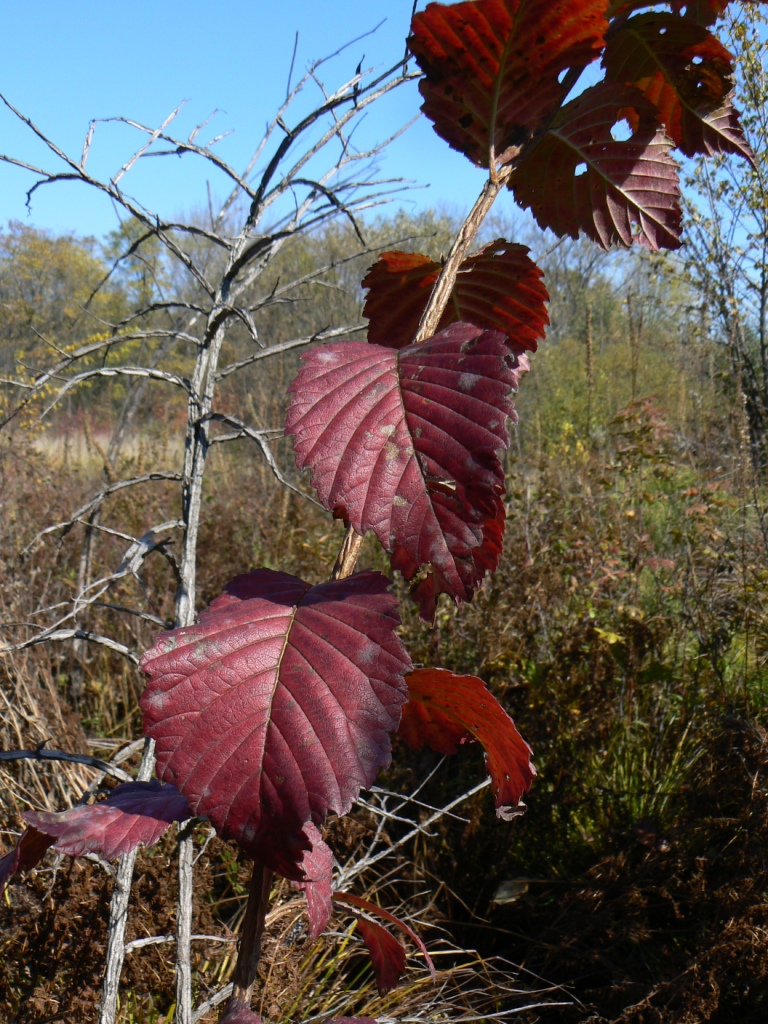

{"left": 409, "top": 0, "right": 610, "bottom": 166}
{"left": 510, "top": 82, "right": 681, "bottom": 250}
{"left": 362, "top": 241, "right": 549, "bottom": 354}
{"left": 354, "top": 916, "right": 406, "bottom": 994}
{"left": 603, "top": 11, "right": 751, "bottom": 158}
{"left": 609, "top": 1, "right": 730, "bottom": 23}
{"left": 286, "top": 324, "right": 525, "bottom": 619}
{"left": 24, "top": 781, "right": 191, "bottom": 860}
{"left": 291, "top": 822, "right": 334, "bottom": 941}
{"left": 399, "top": 669, "right": 535, "bottom": 818}
{"left": 670, "top": 1, "right": 731, "bottom": 25}
{"left": 0, "top": 826, "right": 55, "bottom": 894}
{"left": 333, "top": 890, "right": 435, "bottom": 979}
{"left": 219, "top": 1001, "right": 262, "bottom": 1024}
{"left": 140, "top": 570, "right": 411, "bottom": 879}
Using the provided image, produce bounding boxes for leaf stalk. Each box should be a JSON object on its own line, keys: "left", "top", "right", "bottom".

{"left": 231, "top": 861, "right": 275, "bottom": 1007}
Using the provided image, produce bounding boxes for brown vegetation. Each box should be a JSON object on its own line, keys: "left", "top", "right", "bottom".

{"left": 2, "top": 203, "right": 768, "bottom": 1023}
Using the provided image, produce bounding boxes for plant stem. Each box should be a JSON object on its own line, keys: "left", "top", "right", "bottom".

{"left": 414, "top": 167, "right": 511, "bottom": 342}
{"left": 329, "top": 166, "right": 511, "bottom": 579}
{"left": 231, "top": 862, "right": 274, "bottom": 1007}
{"left": 331, "top": 527, "right": 365, "bottom": 580}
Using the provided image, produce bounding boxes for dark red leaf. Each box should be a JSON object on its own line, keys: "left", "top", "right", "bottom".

{"left": 603, "top": 12, "right": 751, "bottom": 158}
{"left": 0, "top": 826, "right": 55, "bottom": 894}
{"left": 399, "top": 669, "right": 535, "bottom": 818}
{"left": 333, "top": 891, "right": 436, "bottom": 980}
{"left": 24, "top": 781, "right": 191, "bottom": 861}
{"left": 140, "top": 570, "right": 411, "bottom": 879}
{"left": 510, "top": 82, "right": 681, "bottom": 250}
{"left": 354, "top": 915, "right": 406, "bottom": 994}
{"left": 362, "top": 241, "right": 549, "bottom": 355}
{"left": 291, "top": 822, "right": 334, "bottom": 941}
{"left": 610, "top": 3, "right": 766, "bottom": 28}
{"left": 608, "top": 0, "right": 654, "bottom": 14}
{"left": 286, "top": 323, "right": 525, "bottom": 619}
{"left": 409, "top": 0, "right": 609, "bottom": 166}
{"left": 670, "top": 1, "right": 731, "bottom": 25}
{"left": 219, "top": 1000, "right": 262, "bottom": 1024}
{"left": 609, "top": 1, "right": 730, "bottom": 23}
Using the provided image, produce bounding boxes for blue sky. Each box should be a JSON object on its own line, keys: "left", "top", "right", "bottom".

{"left": 0, "top": 1, "right": 495, "bottom": 240}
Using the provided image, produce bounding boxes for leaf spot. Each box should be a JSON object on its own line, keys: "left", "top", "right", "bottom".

{"left": 384, "top": 440, "right": 401, "bottom": 462}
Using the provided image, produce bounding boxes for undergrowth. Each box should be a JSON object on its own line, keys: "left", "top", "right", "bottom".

{"left": 2, "top": 324, "right": 768, "bottom": 1023}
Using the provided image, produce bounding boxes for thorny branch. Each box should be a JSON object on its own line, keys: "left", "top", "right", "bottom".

{"left": 0, "top": 746, "right": 133, "bottom": 782}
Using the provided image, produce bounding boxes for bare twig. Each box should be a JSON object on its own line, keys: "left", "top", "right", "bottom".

{"left": 98, "top": 739, "right": 156, "bottom": 1024}
{"left": 1, "top": 39, "right": 417, "bottom": 1023}
{"left": 176, "top": 821, "right": 196, "bottom": 1024}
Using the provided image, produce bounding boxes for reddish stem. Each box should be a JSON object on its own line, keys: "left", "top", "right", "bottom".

{"left": 231, "top": 861, "right": 274, "bottom": 1007}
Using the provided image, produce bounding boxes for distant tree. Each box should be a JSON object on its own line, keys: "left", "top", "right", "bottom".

{"left": 0, "top": 221, "right": 125, "bottom": 374}
{"left": 681, "top": 5, "right": 768, "bottom": 463}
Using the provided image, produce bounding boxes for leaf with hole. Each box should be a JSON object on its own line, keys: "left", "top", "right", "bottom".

{"left": 510, "top": 81, "right": 681, "bottom": 249}
{"left": 603, "top": 11, "right": 752, "bottom": 158}
{"left": 399, "top": 669, "right": 535, "bottom": 818}
{"left": 408, "top": 0, "right": 609, "bottom": 166}
{"left": 140, "top": 569, "right": 411, "bottom": 879}
{"left": 608, "top": 1, "right": 730, "bottom": 23}
{"left": 286, "top": 323, "right": 525, "bottom": 620}
{"left": 362, "top": 240, "right": 549, "bottom": 354}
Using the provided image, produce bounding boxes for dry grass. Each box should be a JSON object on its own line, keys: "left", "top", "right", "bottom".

{"left": 2, "top": 322, "right": 768, "bottom": 1021}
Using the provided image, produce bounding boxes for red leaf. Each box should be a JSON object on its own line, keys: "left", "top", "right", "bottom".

{"left": 510, "top": 82, "right": 681, "bottom": 250}
{"left": 0, "top": 826, "right": 55, "bottom": 894}
{"left": 23, "top": 781, "right": 191, "bottom": 861}
{"left": 286, "top": 324, "right": 525, "bottom": 619}
{"left": 399, "top": 669, "right": 535, "bottom": 818}
{"left": 219, "top": 1000, "right": 262, "bottom": 1024}
{"left": 140, "top": 570, "right": 411, "bottom": 879}
{"left": 609, "top": 1, "right": 730, "bottom": 24}
{"left": 354, "top": 915, "right": 406, "bottom": 994}
{"left": 409, "top": 0, "right": 609, "bottom": 166}
{"left": 672, "top": 0, "right": 729, "bottom": 25}
{"left": 291, "top": 822, "right": 334, "bottom": 941}
{"left": 333, "top": 891, "right": 436, "bottom": 980}
{"left": 362, "top": 241, "right": 549, "bottom": 354}
{"left": 603, "top": 12, "right": 751, "bottom": 158}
